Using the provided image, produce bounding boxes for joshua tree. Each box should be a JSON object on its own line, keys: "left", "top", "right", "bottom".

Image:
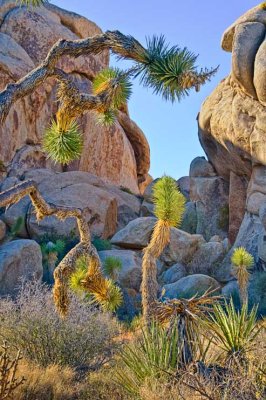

{"left": 0, "top": 0, "right": 217, "bottom": 316}
{"left": 231, "top": 247, "right": 254, "bottom": 305}
{"left": 142, "top": 176, "right": 186, "bottom": 325}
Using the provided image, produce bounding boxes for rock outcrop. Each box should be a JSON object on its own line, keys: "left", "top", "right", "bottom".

{"left": 0, "top": 239, "right": 43, "bottom": 295}
{"left": 198, "top": 4, "right": 266, "bottom": 255}
{"left": 0, "top": 168, "right": 142, "bottom": 240}
{"left": 0, "top": 2, "right": 150, "bottom": 193}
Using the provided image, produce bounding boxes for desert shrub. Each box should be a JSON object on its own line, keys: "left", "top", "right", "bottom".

{"left": 92, "top": 237, "right": 112, "bottom": 251}
{"left": 14, "top": 361, "right": 86, "bottom": 400}
{"left": 0, "top": 282, "right": 118, "bottom": 370}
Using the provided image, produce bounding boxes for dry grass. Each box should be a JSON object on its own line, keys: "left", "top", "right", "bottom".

{"left": 14, "top": 361, "right": 86, "bottom": 400}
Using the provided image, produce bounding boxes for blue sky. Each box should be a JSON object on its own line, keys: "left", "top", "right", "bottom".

{"left": 54, "top": 0, "right": 259, "bottom": 179}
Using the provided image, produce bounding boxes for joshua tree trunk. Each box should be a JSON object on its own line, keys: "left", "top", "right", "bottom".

{"left": 0, "top": 180, "right": 101, "bottom": 317}
{"left": 142, "top": 220, "right": 170, "bottom": 325}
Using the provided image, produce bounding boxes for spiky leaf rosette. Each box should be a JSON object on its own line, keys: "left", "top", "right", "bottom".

{"left": 93, "top": 67, "right": 132, "bottom": 109}
{"left": 81, "top": 256, "right": 123, "bottom": 312}
{"left": 135, "top": 35, "right": 218, "bottom": 102}
{"left": 103, "top": 256, "right": 122, "bottom": 280}
{"left": 231, "top": 247, "right": 254, "bottom": 304}
{"left": 43, "top": 119, "right": 83, "bottom": 165}
{"left": 231, "top": 247, "right": 254, "bottom": 268}
{"left": 153, "top": 175, "right": 186, "bottom": 227}
{"left": 69, "top": 256, "right": 88, "bottom": 294}
{"left": 95, "top": 109, "right": 117, "bottom": 127}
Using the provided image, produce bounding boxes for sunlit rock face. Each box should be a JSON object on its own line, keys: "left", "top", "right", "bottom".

{"left": 0, "top": 2, "right": 150, "bottom": 193}
{"left": 198, "top": 4, "right": 266, "bottom": 248}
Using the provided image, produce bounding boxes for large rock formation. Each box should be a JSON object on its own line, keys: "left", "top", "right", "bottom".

{"left": 198, "top": 4, "right": 266, "bottom": 259}
{"left": 0, "top": 1, "right": 150, "bottom": 193}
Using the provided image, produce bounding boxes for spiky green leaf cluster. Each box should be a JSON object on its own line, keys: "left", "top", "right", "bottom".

{"left": 96, "top": 279, "right": 123, "bottom": 312}
{"left": 116, "top": 321, "right": 180, "bottom": 396}
{"left": 93, "top": 67, "right": 132, "bottom": 109}
{"left": 152, "top": 175, "right": 186, "bottom": 227}
{"left": 41, "top": 239, "right": 65, "bottom": 256}
{"left": 95, "top": 109, "right": 117, "bottom": 127}
{"left": 19, "top": 0, "right": 47, "bottom": 6}
{"left": 133, "top": 36, "right": 217, "bottom": 102}
{"left": 208, "top": 299, "right": 260, "bottom": 359}
{"left": 139, "top": 36, "right": 197, "bottom": 101}
{"left": 43, "top": 119, "right": 83, "bottom": 165}
{"left": 69, "top": 256, "right": 88, "bottom": 294}
{"left": 103, "top": 256, "right": 122, "bottom": 280}
{"left": 231, "top": 247, "right": 254, "bottom": 268}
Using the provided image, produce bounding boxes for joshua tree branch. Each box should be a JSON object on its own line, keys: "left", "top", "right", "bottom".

{"left": 0, "top": 31, "right": 146, "bottom": 124}
{"left": 0, "top": 180, "right": 101, "bottom": 316}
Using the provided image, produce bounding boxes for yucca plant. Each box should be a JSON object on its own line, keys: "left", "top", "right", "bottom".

{"left": 155, "top": 289, "right": 220, "bottom": 365}
{"left": 116, "top": 321, "right": 180, "bottom": 397}
{"left": 70, "top": 255, "right": 123, "bottom": 312}
{"left": 103, "top": 256, "right": 122, "bottom": 281}
{"left": 43, "top": 119, "right": 83, "bottom": 165}
{"left": 231, "top": 247, "right": 254, "bottom": 305}
{"left": 208, "top": 299, "right": 261, "bottom": 365}
{"left": 142, "top": 176, "right": 186, "bottom": 325}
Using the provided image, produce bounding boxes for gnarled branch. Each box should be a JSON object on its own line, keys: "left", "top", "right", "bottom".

{"left": 0, "top": 180, "right": 101, "bottom": 317}
{"left": 0, "top": 31, "right": 146, "bottom": 124}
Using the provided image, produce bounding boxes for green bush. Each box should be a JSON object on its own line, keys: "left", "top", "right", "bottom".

{"left": 92, "top": 237, "right": 112, "bottom": 251}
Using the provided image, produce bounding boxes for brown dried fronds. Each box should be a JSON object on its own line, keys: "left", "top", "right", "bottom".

{"left": 180, "top": 66, "right": 219, "bottom": 92}
{"left": 155, "top": 288, "right": 221, "bottom": 325}
{"left": 0, "top": 341, "right": 25, "bottom": 400}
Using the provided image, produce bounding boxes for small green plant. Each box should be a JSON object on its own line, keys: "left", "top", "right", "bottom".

{"left": 92, "top": 237, "right": 112, "bottom": 251}
{"left": 0, "top": 341, "right": 25, "bottom": 399}
{"left": 208, "top": 299, "right": 261, "bottom": 364}
{"left": 116, "top": 321, "right": 180, "bottom": 397}
{"left": 231, "top": 247, "right": 254, "bottom": 304}
{"left": 103, "top": 256, "right": 122, "bottom": 281}
{"left": 43, "top": 119, "right": 83, "bottom": 165}
{"left": 9, "top": 216, "right": 24, "bottom": 238}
